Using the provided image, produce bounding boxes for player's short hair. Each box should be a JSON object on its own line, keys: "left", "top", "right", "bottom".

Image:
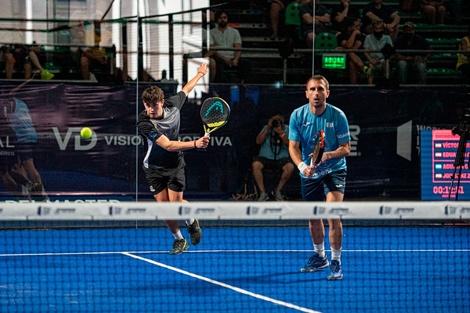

{"left": 142, "top": 86, "right": 164, "bottom": 105}
{"left": 306, "top": 75, "right": 330, "bottom": 90}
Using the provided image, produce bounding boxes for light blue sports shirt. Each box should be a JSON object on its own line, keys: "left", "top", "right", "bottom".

{"left": 289, "top": 103, "right": 350, "bottom": 179}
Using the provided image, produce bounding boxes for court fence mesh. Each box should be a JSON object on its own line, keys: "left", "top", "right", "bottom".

{"left": 0, "top": 201, "right": 469, "bottom": 313}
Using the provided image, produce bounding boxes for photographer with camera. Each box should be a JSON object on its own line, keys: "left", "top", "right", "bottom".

{"left": 252, "top": 112, "right": 295, "bottom": 201}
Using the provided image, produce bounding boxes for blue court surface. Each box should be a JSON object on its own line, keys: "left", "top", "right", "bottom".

{"left": 0, "top": 225, "right": 469, "bottom": 313}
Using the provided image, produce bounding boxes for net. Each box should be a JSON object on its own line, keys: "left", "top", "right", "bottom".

{"left": 0, "top": 201, "right": 469, "bottom": 313}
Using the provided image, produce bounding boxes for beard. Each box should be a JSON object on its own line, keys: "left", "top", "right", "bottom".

{"left": 218, "top": 21, "right": 227, "bottom": 28}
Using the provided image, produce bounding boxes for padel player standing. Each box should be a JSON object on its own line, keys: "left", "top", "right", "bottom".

{"left": 288, "top": 75, "right": 350, "bottom": 280}
{"left": 138, "top": 63, "right": 210, "bottom": 255}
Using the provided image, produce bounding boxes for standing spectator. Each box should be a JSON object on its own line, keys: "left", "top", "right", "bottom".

{"left": 337, "top": 17, "right": 372, "bottom": 84}
{"left": 394, "top": 22, "right": 431, "bottom": 85}
{"left": 288, "top": 75, "right": 350, "bottom": 280}
{"left": 205, "top": 10, "right": 251, "bottom": 83}
{"left": 456, "top": 25, "right": 470, "bottom": 81}
{"left": 252, "top": 112, "right": 295, "bottom": 201}
{"left": 300, "top": 0, "right": 333, "bottom": 47}
{"left": 362, "top": 0, "right": 401, "bottom": 42}
{"left": 331, "top": 0, "right": 362, "bottom": 33}
{"left": 420, "top": 0, "right": 447, "bottom": 24}
{"left": 363, "top": 19, "right": 394, "bottom": 85}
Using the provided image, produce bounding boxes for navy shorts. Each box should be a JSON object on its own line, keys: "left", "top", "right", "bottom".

{"left": 142, "top": 157, "right": 186, "bottom": 194}
{"left": 300, "top": 169, "right": 347, "bottom": 201}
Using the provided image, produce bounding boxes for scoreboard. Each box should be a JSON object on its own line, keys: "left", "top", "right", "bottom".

{"left": 421, "top": 129, "right": 470, "bottom": 200}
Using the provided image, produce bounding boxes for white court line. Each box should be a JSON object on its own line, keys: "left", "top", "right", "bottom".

{"left": 122, "top": 252, "right": 322, "bottom": 313}
{"left": 1, "top": 248, "right": 469, "bottom": 257}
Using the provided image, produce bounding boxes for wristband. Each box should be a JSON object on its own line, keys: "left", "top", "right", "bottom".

{"left": 194, "top": 140, "right": 197, "bottom": 148}
{"left": 297, "top": 162, "right": 308, "bottom": 173}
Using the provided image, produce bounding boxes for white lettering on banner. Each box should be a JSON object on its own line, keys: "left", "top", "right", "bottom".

{"left": 104, "top": 135, "right": 143, "bottom": 146}
{"left": 53, "top": 127, "right": 97, "bottom": 151}
{"left": 0, "top": 136, "right": 15, "bottom": 148}
{"left": 4, "top": 199, "right": 122, "bottom": 203}
{"left": 53, "top": 128, "right": 145, "bottom": 151}
{"left": 180, "top": 135, "right": 232, "bottom": 147}
{"left": 349, "top": 124, "right": 360, "bottom": 157}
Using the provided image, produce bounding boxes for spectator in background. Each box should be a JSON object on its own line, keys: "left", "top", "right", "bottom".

{"left": 363, "top": 19, "right": 394, "bottom": 85}
{"left": 0, "top": 46, "right": 14, "bottom": 79}
{"left": 394, "top": 21, "right": 431, "bottom": 85}
{"left": 8, "top": 97, "right": 48, "bottom": 200}
{"left": 12, "top": 44, "right": 55, "bottom": 80}
{"left": 0, "top": 97, "right": 36, "bottom": 200}
{"left": 71, "top": 19, "right": 110, "bottom": 81}
{"left": 301, "top": 0, "right": 333, "bottom": 47}
{"left": 269, "top": 0, "right": 292, "bottom": 39}
{"left": 69, "top": 11, "right": 117, "bottom": 82}
{"left": 252, "top": 112, "right": 295, "bottom": 201}
{"left": 331, "top": 0, "right": 362, "bottom": 33}
{"left": 1, "top": 44, "right": 54, "bottom": 80}
{"left": 362, "top": 0, "right": 401, "bottom": 42}
{"left": 456, "top": 25, "right": 470, "bottom": 81}
{"left": 337, "top": 17, "right": 372, "bottom": 84}
{"left": 420, "top": 0, "right": 447, "bottom": 24}
{"left": 205, "top": 10, "right": 251, "bottom": 83}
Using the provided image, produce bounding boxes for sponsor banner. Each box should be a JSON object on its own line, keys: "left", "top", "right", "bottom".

{"left": 0, "top": 82, "right": 465, "bottom": 201}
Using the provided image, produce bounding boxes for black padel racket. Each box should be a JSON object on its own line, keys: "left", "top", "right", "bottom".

{"left": 200, "top": 97, "right": 230, "bottom": 135}
{"left": 310, "top": 130, "right": 325, "bottom": 166}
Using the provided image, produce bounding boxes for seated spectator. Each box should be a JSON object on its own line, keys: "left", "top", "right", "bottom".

{"left": 7, "top": 44, "right": 54, "bottom": 80}
{"left": 362, "top": 0, "right": 401, "bottom": 42}
{"left": 337, "top": 17, "right": 372, "bottom": 84}
{"left": 0, "top": 46, "right": 14, "bottom": 79}
{"left": 363, "top": 19, "right": 394, "bottom": 85}
{"left": 456, "top": 25, "right": 470, "bottom": 81}
{"left": 269, "top": 0, "right": 309, "bottom": 39}
{"left": 252, "top": 112, "right": 294, "bottom": 201}
{"left": 70, "top": 18, "right": 113, "bottom": 81}
{"left": 205, "top": 10, "right": 251, "bottom": 83}
{"left": 331, "top": 0, "right": 362, "bottom": 33}
{"left": 269, "top": 0, "right": 291, "bottom": 39}
{"left": 420, "top": 0, "right": 447, "bottom": 24}
{"left": 394, "top": 22, "right": 431, "bottom": 85}
{"left": 301, "top": 0, "right": 333, "bottom": 47}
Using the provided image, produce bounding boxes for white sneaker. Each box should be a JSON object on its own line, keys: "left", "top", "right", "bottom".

{"left": 274, "top": 190, "right": 285, "bottom": 201}
{"left": 258, "top": 192, "right": 269, "bottom": 201}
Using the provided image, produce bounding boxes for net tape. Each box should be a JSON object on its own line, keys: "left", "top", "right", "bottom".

{"left": 0, "top": 201, "right": 469, "bottom": 221}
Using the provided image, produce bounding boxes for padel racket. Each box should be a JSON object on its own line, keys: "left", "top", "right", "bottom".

{"left": 200, "top": 97, "right": 230, "bottom": 135}
{"left": 310, "top": 130, "right": 325, "bottom": 166}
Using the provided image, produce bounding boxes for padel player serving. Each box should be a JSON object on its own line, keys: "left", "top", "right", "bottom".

{"left": 137, "top": 63, "right": 210, "bottom": 255}
{"left": 288, "top": 75, "right": 351, "bottom": 280}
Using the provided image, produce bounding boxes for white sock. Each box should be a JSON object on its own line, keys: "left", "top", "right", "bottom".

{"left": 314, "top": 243, "right": 325, "bottom": 258}
{"left": 185, "top": 218, "right": 195, "bottom": 226}
{"left": 331, "top": 248, "right": 342, "bottom": 262}
{"left": 173, "top": 231, "right": 184, "bottom": 240}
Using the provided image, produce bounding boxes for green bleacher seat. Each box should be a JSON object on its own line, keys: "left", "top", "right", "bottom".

{"left": 314, "top": 32, "right": 338, "bottom": 50}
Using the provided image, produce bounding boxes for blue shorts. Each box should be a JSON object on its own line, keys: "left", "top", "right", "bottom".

{"left": 300, "top": 169, "right": 347, "bottom": 201}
